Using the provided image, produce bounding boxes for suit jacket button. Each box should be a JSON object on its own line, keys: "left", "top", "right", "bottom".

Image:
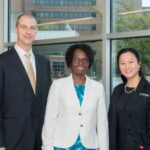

{"left": 78, "top": 113, "right": 82, "bottom": 116}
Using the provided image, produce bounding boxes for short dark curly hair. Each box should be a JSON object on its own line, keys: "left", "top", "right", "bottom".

{"left": 65, "top": 43, "right": 95, "bottom": 68}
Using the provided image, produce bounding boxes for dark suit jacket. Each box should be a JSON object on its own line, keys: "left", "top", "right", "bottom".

{"left": 0, "top": 47, "right": 51, "bottom": 150}
{"left": 108, "top": 77, "right": 150, "bottom": 150}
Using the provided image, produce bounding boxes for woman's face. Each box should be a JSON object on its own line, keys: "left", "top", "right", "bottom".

{"left": 71, "top": 49, "right": 89, "bottom": 76}
{"left": 119, "top": 52, "right": 140, "bottom": 80}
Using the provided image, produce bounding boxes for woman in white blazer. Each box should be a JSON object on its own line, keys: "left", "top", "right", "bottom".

{"left": 42, "top": 44, "right": 109, "bottom": 150}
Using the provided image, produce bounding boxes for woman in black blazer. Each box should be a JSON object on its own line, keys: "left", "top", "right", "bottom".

{"left": 108, "top": 48, "right": 150, "bottom": 150}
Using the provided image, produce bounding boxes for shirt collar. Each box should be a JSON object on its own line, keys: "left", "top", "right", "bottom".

{"left": 15, "top": 43, "right": 34, "bottom": 57}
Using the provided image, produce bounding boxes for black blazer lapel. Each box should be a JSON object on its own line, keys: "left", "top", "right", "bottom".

{"left": 10, "top": 48, "right": 35, "bottom": 95}
{"left": 34, "top": 53, "right": 42, "bottom": 97}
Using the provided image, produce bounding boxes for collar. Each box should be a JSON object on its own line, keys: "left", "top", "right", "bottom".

{"left": 15, "top": 43, "right": 34, "bottom": 57}
{"left": 136, "top": 76, "right": 149, "bottom": 93}
{"left": 69, "top": 74, "right": 89, "bottom": 87}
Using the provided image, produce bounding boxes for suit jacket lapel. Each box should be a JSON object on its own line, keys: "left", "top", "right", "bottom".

{"left": 81, "top": 76, "right": 90, "bottom": 109}
{"left": 68, "top": 75, "right": 81, "bottom": 110}
{"left": 11, "top": 48, "right": 35, "bottom": 95}
{"left": 34, "top": 53, "right": 42, "bottom": 97}
{"left": 126, "top": 78, "right": 147, "bottom": 114}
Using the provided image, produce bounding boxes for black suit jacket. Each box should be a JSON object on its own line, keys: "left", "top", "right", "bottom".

{"left": 0, "top": 47, "right": 51, "bottom": 150}
{"left": 108, "top": 77, "right": 150, "bottom": 150}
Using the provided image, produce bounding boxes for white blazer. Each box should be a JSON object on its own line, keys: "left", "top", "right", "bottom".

{"left": 42, "top": 74, "right": 109, "bottom": 150}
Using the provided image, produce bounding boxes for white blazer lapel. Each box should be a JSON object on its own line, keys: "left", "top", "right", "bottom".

{"left": 80, "top": 76, "right": 91, "bottom": 109}
{"left": 67, "top": 75, "right": 81, "bottom": 110}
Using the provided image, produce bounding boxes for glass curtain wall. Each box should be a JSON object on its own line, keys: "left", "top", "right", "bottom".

{"left": 8, "top": 0, "right": 103, "bottom": 80}
{"left": 111, "top": 0, "right": 150, "bottom": 32}
{"left": 9, "top": 0, "right": 103, "bottom": 41}
{"left": 111, "top": 0, "right": 150, "bottom": 90}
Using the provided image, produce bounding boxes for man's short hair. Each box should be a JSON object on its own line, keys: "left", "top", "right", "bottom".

{"left": 16, "top": 13, "right": 37, "bottom": 27}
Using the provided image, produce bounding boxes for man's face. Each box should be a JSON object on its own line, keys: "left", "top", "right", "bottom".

{"left": 16, "top": 15, "right": 37, "bottom": 49}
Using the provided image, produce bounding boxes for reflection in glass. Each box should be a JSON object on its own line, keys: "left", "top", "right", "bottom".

{"left": 9, "top": 0, "right": 103, "bottom": 42}
{"left": 111, "top": 0, "right": 150, "bottom": 32}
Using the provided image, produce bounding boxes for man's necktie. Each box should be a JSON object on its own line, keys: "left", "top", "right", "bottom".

{"left": 25, "top": 53, "right": 36, "bottom": 93}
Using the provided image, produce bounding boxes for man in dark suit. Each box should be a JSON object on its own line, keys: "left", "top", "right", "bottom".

{"left": 0, "top": 13, "right": 51, "bottom": 150}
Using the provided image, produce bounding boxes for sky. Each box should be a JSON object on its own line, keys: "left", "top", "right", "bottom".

{"left": 142, "top": 0, "right": 150, "bottom": 7}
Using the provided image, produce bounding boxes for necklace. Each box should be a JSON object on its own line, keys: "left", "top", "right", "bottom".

{"left": 124, "top": 84, "right": 136, "bottom": 94}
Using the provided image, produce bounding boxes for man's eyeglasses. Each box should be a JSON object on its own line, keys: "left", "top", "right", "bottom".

{"left": 72, "top": 57, "right": 89, "bottom": 65}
